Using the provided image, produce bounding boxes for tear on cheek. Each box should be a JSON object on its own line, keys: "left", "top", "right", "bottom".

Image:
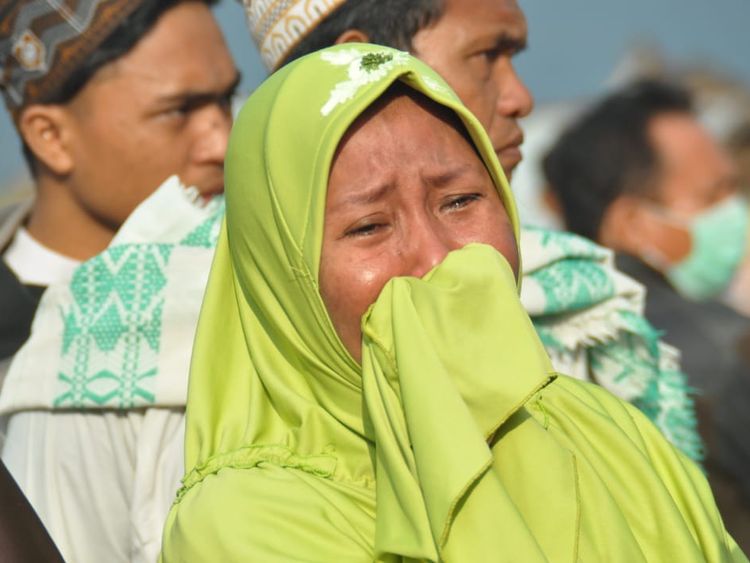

{"left": 359, "top": 268, "right": 380, "bottom": 286}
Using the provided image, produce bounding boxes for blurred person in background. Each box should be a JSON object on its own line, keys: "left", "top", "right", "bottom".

{"left": 730, "top": 126, "right": 750, "bottom": 196}
{"left": 725, "top": 125, "right": 750, "bottom": 317}
{"left": 0, "top": 1, "right": 237, "bottom": 561}
{"left": 687, "top": 71, "right": 750, "bottom": 318}
{"left": 238, "top": 0, "right": 704, "bottom": 462}
{"left": 609, "top": 51, "right": 750, "bottom": 318}
{"left": 543, "top": 79, "right": 750, "bottom": 543}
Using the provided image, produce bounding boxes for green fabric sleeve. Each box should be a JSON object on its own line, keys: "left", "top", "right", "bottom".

{"left": 162, "top": 464, "right": 375, "bottom": 562}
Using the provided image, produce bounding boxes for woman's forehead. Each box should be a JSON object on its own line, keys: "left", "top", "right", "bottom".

{"left": 328, "top": 90, "right": 498, "bottom": 202}
{"left": 341, "top": 84, "right": 472, "bottom": 147}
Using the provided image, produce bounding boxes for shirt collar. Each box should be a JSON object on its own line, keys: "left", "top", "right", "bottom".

{"left": 3, "top": 227, "right": 80, "bottom": 286}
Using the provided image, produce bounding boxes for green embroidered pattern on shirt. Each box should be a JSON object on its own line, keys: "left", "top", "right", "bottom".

{"left": 180, "top": 199, "right": 225, "bottom": 248}
{"left": 532, "top": 226, "right": 609, "bottom": 260}
{"left": 55, "top": 244, "right": 171, "bottom": 407}
{"left": 588, "top": 314, "right": 702, "bottom": 462}
{"left": 55, "top": 208, "right": 224, "bottom": 408}
{"left": 533, "top": 325, "right": 563, "bottom": 351}
{"left": 524, "top": 229, "right": 702, "bottom": 462}
{"left": 531, "top": 259, "right": 615, "bottom": 314}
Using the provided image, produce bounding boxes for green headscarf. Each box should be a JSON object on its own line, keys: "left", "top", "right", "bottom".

{"left": 161, "top": 45, "right": 744, "bottom": 562}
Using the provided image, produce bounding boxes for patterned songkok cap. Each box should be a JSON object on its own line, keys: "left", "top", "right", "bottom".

{"left": 242, "top": 0, "right": 347, "bottom": 70}
{"left": 0, "top": 0, "right": 145, "bottom": 119}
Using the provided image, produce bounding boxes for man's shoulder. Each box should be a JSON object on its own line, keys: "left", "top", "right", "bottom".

{"left": 0, "top": 194, "right": 33, "bottom": 250}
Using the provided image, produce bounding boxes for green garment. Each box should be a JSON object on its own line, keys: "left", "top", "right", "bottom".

{"left": 160, "top": 45, "right": 745, "bottom": 562}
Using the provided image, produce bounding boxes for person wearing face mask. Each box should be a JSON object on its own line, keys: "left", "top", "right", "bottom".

{"left": 160, "top": 44, "right": 745, "bottom": 562}
{"left": 722, "top": 124, "right": 750, "bottom": 317}
{"left": 544, "top": 79, "right": 750, "bottom": 531}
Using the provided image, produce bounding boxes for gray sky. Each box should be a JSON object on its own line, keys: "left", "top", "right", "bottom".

{"left": 2, "top": 0, "right": 749, "bottom": 193}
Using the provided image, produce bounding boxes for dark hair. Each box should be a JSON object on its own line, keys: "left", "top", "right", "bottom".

{"left": 22, "top": 0, "right": 217, "bottom": 174}
{"left": 283, "top": 0, "right": 444, "bottom": 67}
{"left": 542, "top": 80, "right": 693, "bottom": 241}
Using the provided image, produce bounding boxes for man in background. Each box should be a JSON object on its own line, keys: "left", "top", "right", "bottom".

{"left": 544, "top": 79, "right": 750, "bottom": 543}
{"left": 0, "top": 1, "right": 237, "bottom": 561}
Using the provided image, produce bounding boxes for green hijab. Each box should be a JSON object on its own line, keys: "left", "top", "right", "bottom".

{"left": 161, "top": 45, "right": 744, "bottom": 562}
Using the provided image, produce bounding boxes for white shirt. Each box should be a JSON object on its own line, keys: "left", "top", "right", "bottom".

{"left": 2, "top": 225, "right": 186, "bottom": 563}
{"left": 3, "top": 227, "right": 80, "bottom": 286}
{"left": 1, "top": 180, "right": 208, "bottom": 563}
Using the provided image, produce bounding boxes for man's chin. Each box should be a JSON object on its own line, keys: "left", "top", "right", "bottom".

{"left": 496, "top": 149, "right": 522, "bottom": 179}
{"left": 498, "top": 159, "right": 517, "bottom": 181}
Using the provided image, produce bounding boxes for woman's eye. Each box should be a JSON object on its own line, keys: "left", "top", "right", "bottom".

{"left": 163, "top": 105, "right": 189, "bottom": 121}
{"left": 442, "top": 193, "right": 482, "bottom": 212}
{"left": 344, "top": 222, "right": 386, "bottom": 238}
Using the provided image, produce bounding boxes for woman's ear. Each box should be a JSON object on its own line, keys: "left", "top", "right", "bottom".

{"left": 17, "top": 104, "right": 75, "bottom": 176}
{"left": 334, "top": 29, "right": 370, "bottom": 45}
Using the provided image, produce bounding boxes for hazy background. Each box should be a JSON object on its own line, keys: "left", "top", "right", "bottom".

{"left": 2, "top": 0, "right": 749, "bottom": 196}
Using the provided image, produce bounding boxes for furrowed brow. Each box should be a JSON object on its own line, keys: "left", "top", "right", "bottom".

{"left": 336, "top": 182, "right": 395, "bottom": 210}
{"left": 423, "top": 164, "right": 473, "bottom": 188}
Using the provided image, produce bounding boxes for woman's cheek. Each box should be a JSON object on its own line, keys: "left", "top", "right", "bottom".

{"left": 347, "top": 259, "right": 391, "bottom": 318}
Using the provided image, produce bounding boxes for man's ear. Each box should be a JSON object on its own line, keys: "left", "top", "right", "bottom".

{"left": 17, "top": 104, "right": 74, "bottom": 176}
{"left": 334, "top": 29, "right": 370, "bottom": 45}
{"left": 599, "top": 194, "right": 645, "bottom": 253}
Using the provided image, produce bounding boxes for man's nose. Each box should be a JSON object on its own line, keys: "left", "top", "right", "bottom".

{"left": 192, "top": 104, "right": 232, "bottom": 164}
{"left": 406, "top": 221, "right": 454, "bottom": 279}
{"left": 496, "top": 61, "right": 534, "bottom": 119}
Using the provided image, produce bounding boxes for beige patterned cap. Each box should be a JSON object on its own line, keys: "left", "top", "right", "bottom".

{"left": 242, "top": 0, "right": 347, "bottom": 70}
{"left": 0, "top": 0, "right": 145, "bottom": 120}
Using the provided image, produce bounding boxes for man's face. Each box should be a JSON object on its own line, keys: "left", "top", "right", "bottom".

{"left": 319, "top": 93, "right": 517, "bottom": 361}
{"left": 411, "top": 0, "right": 533, "bottom": 178}
{"left": 63, "top": 1, "right": 238, "bottom": 230}
{"left": 633, "top": 113, "right": 739, "bottom": 264}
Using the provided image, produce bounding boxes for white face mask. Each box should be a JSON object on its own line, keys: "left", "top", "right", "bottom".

{"left": 641, "top": 195, "right": 750, "bottom": 301}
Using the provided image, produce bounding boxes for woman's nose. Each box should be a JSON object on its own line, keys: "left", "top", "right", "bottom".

{"left": 406, "top": 222, "right": 454, "bottom": 279}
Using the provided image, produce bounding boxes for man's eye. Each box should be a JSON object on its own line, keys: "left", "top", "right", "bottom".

{"left": 219, "top": 91, "right": 237, "bottom": 114}
{"left": 481, "top": 48, "right": 502, "bottom": 62}
{"left": 442, "top": 194, "right": 482, "bottom": 212}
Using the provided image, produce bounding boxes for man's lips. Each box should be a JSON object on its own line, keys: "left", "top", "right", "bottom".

{"left": 201, "top": 183, "right": 224, "bottom": 197}
{"left": 494, "top": 132, "right": 525, "bottom": 172}
{"left": 497, "top": 145, "right": 522, "bottom": 168}
{"left": 196, "top": 179, "right": 225, "bottom": 200}
{"left": 183, "top": 181, "right": 223, "bottom": 205}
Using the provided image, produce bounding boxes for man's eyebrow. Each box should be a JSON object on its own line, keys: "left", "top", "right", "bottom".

{"left": 493, "top": 33, "right": 527, "bottom": 54}
{"left": 159, "top": 71, "right": 242, "bottom": 105}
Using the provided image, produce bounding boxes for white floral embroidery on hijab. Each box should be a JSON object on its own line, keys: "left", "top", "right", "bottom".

{"left": 421, "top": 75, "right": 451, "bottom": 97}
{"left": 320, "top": 48, "right": 410, "bottom": 116}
